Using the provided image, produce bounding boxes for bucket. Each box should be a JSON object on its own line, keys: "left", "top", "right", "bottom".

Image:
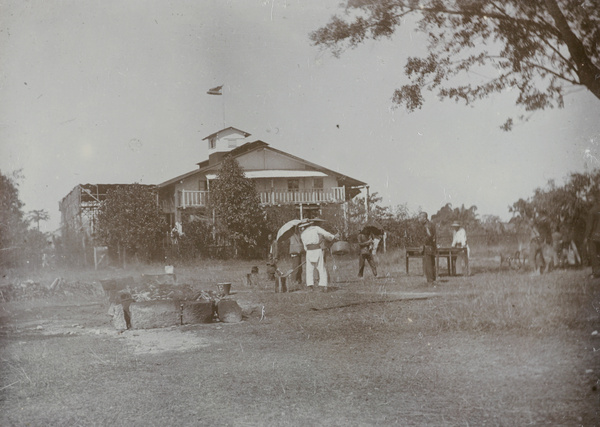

{"left": 331, "top": 241, "right": 350, "bottom": 255}
{"left": 217, "top": 282, "right": 231, "bottom": 296}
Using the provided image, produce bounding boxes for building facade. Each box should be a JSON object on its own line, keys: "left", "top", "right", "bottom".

{"left": 158, "top": 127, "right": 367, "bottom": 228}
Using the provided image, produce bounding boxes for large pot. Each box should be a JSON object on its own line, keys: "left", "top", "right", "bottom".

{"left": 331, "top": 241, "right": 350, "bottom": 255}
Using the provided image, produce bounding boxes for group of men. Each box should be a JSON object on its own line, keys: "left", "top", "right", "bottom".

{"left": 269, "top": 218, "right": 339, "bottom": 292}
{"left": 270, "top": 213, "right": 469, "bottom": 290}
{"left": 268, "top": 200, "right": 600, "bottom": 285}
{"left": 270, "top": 217, "right": 386, "bottom": 292}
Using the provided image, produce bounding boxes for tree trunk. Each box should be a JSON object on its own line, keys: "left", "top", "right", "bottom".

{"left": 545, "top": 0, "right": 600, "bottom": 100}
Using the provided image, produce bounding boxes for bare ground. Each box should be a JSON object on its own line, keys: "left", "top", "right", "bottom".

{"left": 0, "top": 264, "right": 599, "bottom": 426}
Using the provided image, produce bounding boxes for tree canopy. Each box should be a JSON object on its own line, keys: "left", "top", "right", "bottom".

{"left": 209, "top": 156, "right": 267, "bottom": 257}
{"left": 27, "top": 209, "right": 50, "bottom": 231}
{"left": 0, "top": 170, "right": 28, "bottom": 253}
{"left": 311, "top": 0, "right": 600, "bottom": 130}
{"left": 97, "top": 184, "right": 166, "bottom": 263}
{"left": 508, "top": 170, "right": 600, "bottom": 245}
{"left": 1, "top": 170, "right": 52, "bottom": 268}
{"left": 432, "top": 203, "right": 479, "bottom": 229}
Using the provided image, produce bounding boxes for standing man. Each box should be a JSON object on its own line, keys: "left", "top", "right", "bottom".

{"left": 299, "top": 218, "right": 338, "bottom": 292}
{"left": 551, "top": 226, "right": 564, "bottom": 269}
{"left": 418, "top": 212, "right": 437, "bottom": 283}
{"left": 357, "top": 230, "right": 378, "bottom": 278}
{"left": 585, "top": 199, "right": 600, "bottom": 278}
{"left": 451, "top": 222, "right": 469, "bottom": 275}
{"left": 289, "top": 227, "right": 304, "bottom": 285}
{"left": 529, "top": 223, "right": 546, "bottom": 274}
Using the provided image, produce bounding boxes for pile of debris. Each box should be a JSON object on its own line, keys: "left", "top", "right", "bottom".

{"left": 0, "top": 278, "right": 104, "bottom": 302}
{"left": 102, "top": 274, "right": 247, "bottom": 330}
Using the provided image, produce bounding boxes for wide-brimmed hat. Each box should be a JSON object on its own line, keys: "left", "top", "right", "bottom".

{"left": 451, "top": 222, "right": 461, "bottom": 227}
{"left": 298, "top": 219, "right": 313, "bottom": 229}
{"left": 298, "top": 218, "right": 325, "bottom": 229}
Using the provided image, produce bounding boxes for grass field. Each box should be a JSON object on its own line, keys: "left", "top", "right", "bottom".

{"left": 1, "top": 249, "right": 599, "bottom": 426}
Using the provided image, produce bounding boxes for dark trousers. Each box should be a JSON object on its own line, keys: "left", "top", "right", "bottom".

{"left": 291, "top": 254, "right": 303, "bottom": 283}
{"left": 529, "top": 239, "right": 546, "bottom": 273}
{"left": 589, "top": 240, "right": 600, "bottom": 277}
{"left": 358, "top": 253, "right": 377, "bottom": 277}
{"left": 423, "top": 246, "right": 436, "bottom": 282}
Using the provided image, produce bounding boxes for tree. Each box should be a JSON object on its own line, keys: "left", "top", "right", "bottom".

{"left": 481, "top": 214, "right": 505, "bottom": 245}
{"left": 176, "top": 210, "right": 214, "bottom": 260}
{"left": 97, "top": 184, "right": 166, "bottom": 264}
{"left": 311, "top": 0, "right": 600, "bottom": 130}
{"left": 509, "top": 170, "right": 600, "bottom": 250}
{"left": 432, "top": 203, "right": 479, "bottom": 229}
{"left": 27, "top": 209, "right": 50, "bottom": 231}
{"left": 1, "top": 171, "right": 51, "bottom": 268}
{"left": 209, "top": 156, "right": 267, "bottom": 257}
{"left": 324, "top": 192, "right": 424, "bottom": 249}
{"left": 0, "top": 170, "right": 28, "bottom": 256}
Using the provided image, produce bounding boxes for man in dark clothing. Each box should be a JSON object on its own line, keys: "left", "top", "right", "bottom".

{"left": 551, "top": 227, "right": 564, "bottom": 269}
{"left": 586, "top": 201, "right": 600, "bottom": 277}
{"left": 289, "top": 229, "right": 304, "bottom": 284}
{"left": 357, "top": 230, "right": 377, "bottom": 278}
{"left": 418, "top": 212, "right": 436, "bottom": 283}
{"left": 529, "top": 223, "right": 546, "bottom": 274}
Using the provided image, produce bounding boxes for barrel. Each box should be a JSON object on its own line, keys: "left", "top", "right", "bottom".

{"left": 217, "top": 282, "right": 231, "bottom": 296}
{"left": 331, "top": 241, "right": 350, "bottom": 255}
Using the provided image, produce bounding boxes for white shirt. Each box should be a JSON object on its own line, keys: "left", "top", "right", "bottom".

{"left": 300, "top": 226, "right": 335, "bottom": 249}
{"left": 452, "top": 228, "right": 467, "bottom": 248}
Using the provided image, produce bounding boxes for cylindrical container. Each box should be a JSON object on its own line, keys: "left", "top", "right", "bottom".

{"left": 217, "top": 282, "right": 231, "bottom": 296}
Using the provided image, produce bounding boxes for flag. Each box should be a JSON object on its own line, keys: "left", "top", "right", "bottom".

{"left": 207, "top": 85, "right": 223, "bottom": 95}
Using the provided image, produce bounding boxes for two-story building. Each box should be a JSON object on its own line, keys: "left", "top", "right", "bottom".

{"left": 157, "top": 127, "right": 367, "bottom": 229}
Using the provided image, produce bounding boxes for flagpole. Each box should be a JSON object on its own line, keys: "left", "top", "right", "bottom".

{"left": 222, "top": 87, "right": 225, "bottom": 128}
{"left": 207, "top": 84, "right": 225, "bottom": 126}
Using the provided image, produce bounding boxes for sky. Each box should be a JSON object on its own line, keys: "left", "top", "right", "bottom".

{"left": 1, "top": 0, "right": 599, "bottom": 233}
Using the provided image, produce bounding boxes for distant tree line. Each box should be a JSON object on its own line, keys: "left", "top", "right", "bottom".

{"left": 5, "top": 167, "right": 599, "bottom": 269}
{"left": 508, "top": 171, "right": 600, "bottom": 252}
{"left": 0, "top": 170, "right": 52, "bottom": 269}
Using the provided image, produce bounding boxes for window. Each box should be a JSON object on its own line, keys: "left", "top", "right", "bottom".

{"left": 208, "top": 137, "right": 216, "bottom": 150}
{"left": 313, "top": 177, "right": 323, "bottom": 189}
{"left": 287, "top": 179, "right": 299, "bottom": 192}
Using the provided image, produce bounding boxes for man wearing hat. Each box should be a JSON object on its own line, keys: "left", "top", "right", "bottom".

{"left": 451, "top": 222, "right": 469, "bottom": 275}
{"left": 418, "top": 212, "right": 437, "bottom": 283}
{"left": 299, "top": 218, "right": 338, "bottom": 291}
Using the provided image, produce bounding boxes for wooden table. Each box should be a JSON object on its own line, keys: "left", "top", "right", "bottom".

{"left": 405, "top": 246, "right": 469, "bottom": 276}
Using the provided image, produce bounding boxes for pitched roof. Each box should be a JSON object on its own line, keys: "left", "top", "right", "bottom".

{"left": 196, "top": 140, "right": 268, "bottom": 166}
{"left": 158, "top": 140, "right": 366, "bottom": 189}
{"left": 263, "top": 145, "right": 366, "bottom": 188}
{"left": 201, "top": 126, "right": 251, "bottom": 141}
